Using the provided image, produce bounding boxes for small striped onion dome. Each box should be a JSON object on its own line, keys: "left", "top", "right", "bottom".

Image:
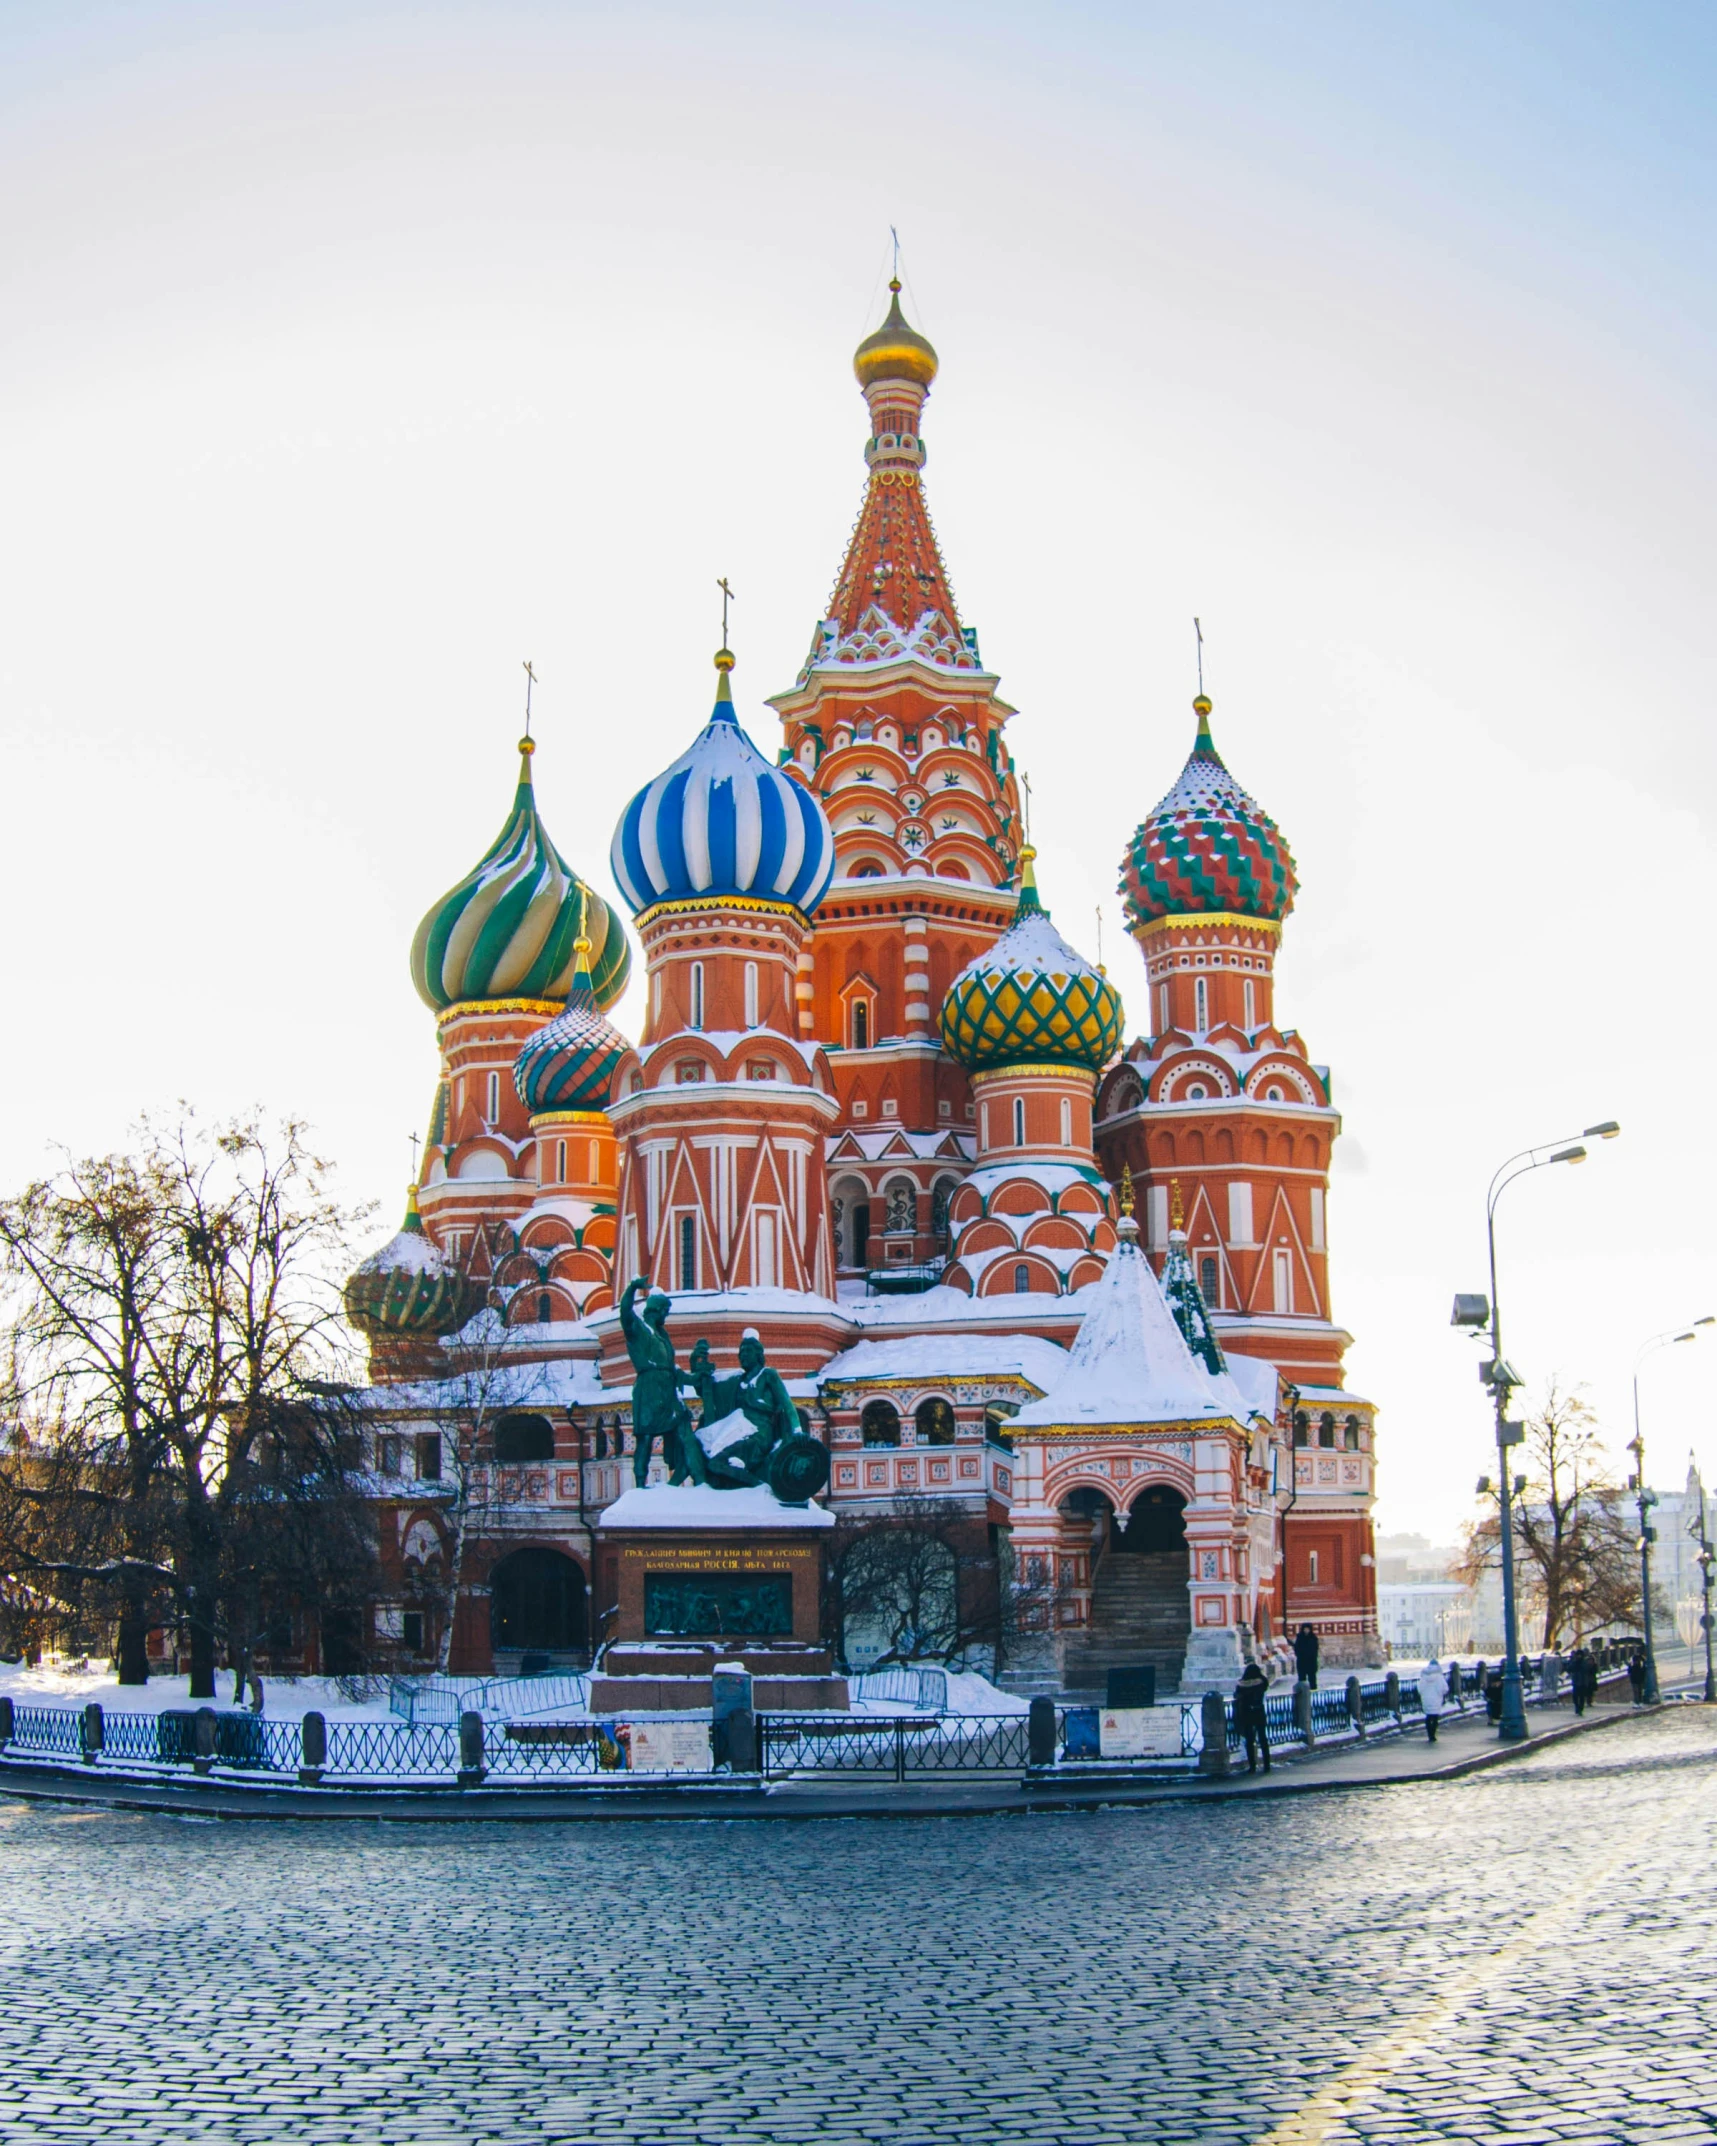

{"left": 343, "top": 1187, "right": 480, "bottom": 1338}
{"left": 940, "top": 852, "right": 1124, "bottom": 1073}
{"left": 410, "top": 738, "right": 632, "bottom": 1013}
{"left": 513, "top": 916, "right": 630, "bottom": 1116}
{"left": 610, "top": 652, "right": 835, "bottom": 918}
{"left": 1119, "top": 697, "right": 1298, "bottom": 929}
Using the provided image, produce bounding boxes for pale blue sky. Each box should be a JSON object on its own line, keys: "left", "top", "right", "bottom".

{"left": 3, "top": 2, "right": 1714, "bottom": 1536}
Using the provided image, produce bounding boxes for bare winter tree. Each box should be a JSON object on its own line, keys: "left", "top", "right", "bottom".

{"left": 825, "top": 1497, "right": 1066, "bottom": 1672}
{"left": 1457, "top": 1378, "right": 1653, "bottom": 1648}
{"left": 0, "top": 1111, "right": 377, "bottom": 1694}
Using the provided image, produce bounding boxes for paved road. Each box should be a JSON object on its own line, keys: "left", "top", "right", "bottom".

{"left": 3, "top": 1709, "right": 1714, "bottom": 2145}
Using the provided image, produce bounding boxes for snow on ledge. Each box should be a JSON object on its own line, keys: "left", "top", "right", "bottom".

{"left": 600, "top": 1484, "right": 836, "bottom": 1530}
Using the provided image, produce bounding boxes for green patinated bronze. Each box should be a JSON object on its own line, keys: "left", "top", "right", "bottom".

{"left": 689, "top": 1328, "right": 831, "bottom": 1504}
{"left": 618, "top": 1277, "right": 705, "bottom": 1488}
{"left": 618, "top": 1282, "right": 830, "bottom": 1504}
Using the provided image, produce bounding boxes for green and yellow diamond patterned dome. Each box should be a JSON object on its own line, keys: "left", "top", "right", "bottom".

{"left": 410, "top": 737, "right": 631, "bottom": 1013}
{"left": 940, "top": 851, "right": 1124, "bottom": 1074}
{"left": 343, "top": 1186, "right": 482, "bottom": 1339}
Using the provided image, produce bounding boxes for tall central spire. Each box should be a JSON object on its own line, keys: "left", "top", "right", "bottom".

{"left": 813, "top": 280, "right": 977, "bottom": 672}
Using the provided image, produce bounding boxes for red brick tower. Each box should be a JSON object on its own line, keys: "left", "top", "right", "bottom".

{"left": 604, "top": 651, "right": 847, "bottom": 1377}
{"left": 766, "top": 282, "right": 1026, "bottom": 1286}
{"left": 1095, "top": 691, "right": 1380, "bottom": 1664}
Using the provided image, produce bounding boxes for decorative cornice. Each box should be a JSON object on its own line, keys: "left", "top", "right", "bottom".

{"left": 527, "top": 1109, "right": 614, "bottom": 1131}
{"left": 635, "top": 894, "right": 811, "bottom": 931}
{"left": 1027, "top": 1416, "right": 1248, "bottom": 1442}
{"left": 968, "top": 1063, "right": 1099, "bottom": 1090}
{"left": 1129, "top": 912, "right": 1282, "bottom": 944}
{"left": 437, "top": 997, "right": 563, "bottom": 1027}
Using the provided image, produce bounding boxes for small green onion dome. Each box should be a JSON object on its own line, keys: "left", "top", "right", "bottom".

{"left": 513, "top": 918, "right": 630, "bottom": 1116}
{"left": 940, "top": 850, "right": 1124, "bottom": 1073}
{"left": 343, "top": 1186, "right": 481, "bottom": 1338}
{"left": 410, "top": 737, "right": 632, "bottom": 1012}
{"left": 1119, "top": 697, "right": 1298, "bottom": 929}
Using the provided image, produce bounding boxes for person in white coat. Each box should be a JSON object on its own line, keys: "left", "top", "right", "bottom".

{"left": 1418, "top": 1655, "right": 1449, "bottom": 1742}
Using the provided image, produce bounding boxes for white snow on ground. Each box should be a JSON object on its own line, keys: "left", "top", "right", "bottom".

{"left": 0, "top": 1662, "right": 395, "bottom": 1720}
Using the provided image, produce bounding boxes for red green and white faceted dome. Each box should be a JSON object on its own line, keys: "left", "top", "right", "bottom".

{"left": 1119, "top": 697, "right": 1298, "bottom": 928}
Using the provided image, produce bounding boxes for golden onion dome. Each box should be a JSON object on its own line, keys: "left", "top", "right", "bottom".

{"left": 854, "top": 279, "right": 939, "bottom": 391}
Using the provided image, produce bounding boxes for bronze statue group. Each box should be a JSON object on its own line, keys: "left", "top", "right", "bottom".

{"left": 617, "top": 1278, "right": 830, "bottom": 1504}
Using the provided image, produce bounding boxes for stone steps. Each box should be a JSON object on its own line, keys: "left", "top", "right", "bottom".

{"left": 1061, "top": 1553, "right": 1191, "bottom": 1697}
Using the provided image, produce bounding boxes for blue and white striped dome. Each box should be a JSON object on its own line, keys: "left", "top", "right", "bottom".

{"left": 610, "top": 653, "right": 835, "bottom": 918}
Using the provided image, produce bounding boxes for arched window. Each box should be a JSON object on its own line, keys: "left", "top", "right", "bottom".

{"left": 861, "top": 1400, "right": 901, "bottom": 1447}
{"left": 486, "top": 1070, "right": 500, "bottom": 1122}
{"left": 984, "top": 1402, "right": 1018, "bottom": 1450}
{"left": 1344, "top": 1415, "right": 1362, "bottom": 1451}
{"left": 915, "top": 1397, "right": 956, "bottom": 1445}
{"left": 494, "top": 1412, "right": 555, "bottom": 1463}
{"left": 555, "top": 1139, "right": 567, "bottom": 1184}
{"left": 1243, "top": 978, "right": 1256, "bottom": 1029}
{"left": 1194, "top": 977, "right": 1208, "bottom": 1030}
{"left": 1292, "top": 1411, "right": 1309, "bottom": 1448}
{"left": 1059, "top": 1097, "right": 1072, "bottom": 1147}
{"left": 537, "top": 1290, "right": 552, "bottom": 1324}
{"left": 1014, "top": 1262, "right": 1031, "bottom": 1293}
{"left": 1013, "top": 1096, "right": 1026, "bottom": 1147}
{"left": 744, "top": 961, "right": 759, "bottom": 1028}
{"left": 930, "top": 1178, "right": 955, "bottom": 1248}
{"left": 592, "top": 1423, "right": 608, "bottom": 1460}
{"left": 689, "top": 962, "right": 705, "bottom": 1030}
{"left": 851, "top": 1000, "right": 869, "bottom": 1050}
{"left": 1199, "top": 1255, "right": 1219, "bottom": 1304}
{"left": 1318, "top": 1412, "right": 1336, "bottom": 1449}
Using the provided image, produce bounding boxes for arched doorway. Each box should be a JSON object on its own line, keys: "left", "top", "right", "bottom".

{"left": 1060, "top": 1482, "right": 1192, "bottom": 1697}
{"left": 489, "top": 1547, "right": 588, "bottom": 1667}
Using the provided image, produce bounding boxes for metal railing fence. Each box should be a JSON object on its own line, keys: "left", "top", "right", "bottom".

{"left": 759, "top": 1712, "right": 1029, "bottom": 1781}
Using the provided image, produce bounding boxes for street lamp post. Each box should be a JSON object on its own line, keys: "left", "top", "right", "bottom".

{"left": 1628, "top": 1322, "right": 1715, "bottom": 1703}
{"left": 1690, "top": 1466, "right": 1717, "bottom": 1706}
{"left": 1454, "top": 1121, "right": 1620, "bottom": 1742}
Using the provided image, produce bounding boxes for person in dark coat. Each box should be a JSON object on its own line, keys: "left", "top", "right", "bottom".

{"left": 1233, "top": 1662, "right": 1271, "bottom": 1773}
{"left": 1626, "top": 1644, "right": 1649, "bottom": 1703}
{"left": 1293, "top": 1624, "right": 1320, "bottom": 1689}
{"left": 1484, "top": 1665, "right": 1504, "bottom": 1722}
{"left": 1568, "top": 1644, "right": 1593, "bottom": 1715}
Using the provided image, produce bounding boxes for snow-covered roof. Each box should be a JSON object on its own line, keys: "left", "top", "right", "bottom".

{"left": 818, "top": 1333, "right": 1069, "bottom": 1389}
{"left": 1292, "top": 1384, "right": 1376, "bottom": 1410}
{"left": 368, "top": 1355, "right": 612, "bottom": 1414}
{"left": 831, "top": 1128, "right": 975, "bottom": 1163}
{"left": 959, "top": 1160, "right": 1107, "bottom": 1203}
{"left": 1011, "top": 1236, "right": 1255, "bottom": 1431}
{"left": 848, "top": 1284, "right": 1083, "bottom": 1332}
{"left": 601, "top": 1483, "right": 835, "bottom": 1530}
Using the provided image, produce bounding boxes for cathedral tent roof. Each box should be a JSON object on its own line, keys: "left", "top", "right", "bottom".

{"left": 1010, "top": 1232, "right": 1254, "bottom": 1432}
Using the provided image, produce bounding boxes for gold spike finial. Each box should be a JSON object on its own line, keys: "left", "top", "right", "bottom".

{"left": 1169, "top": 1179, "right": 1185, "bottom": 1231}
{"left": 1119, "top": 1163, "right": 1135, "bottom": 1218}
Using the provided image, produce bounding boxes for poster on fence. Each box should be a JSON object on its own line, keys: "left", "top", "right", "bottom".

{"left": 1099, "top": 1707, "right": 1183, "bottom": 1759}
{"left": 627, "top": 1719, "right": 713, "bottom": 1774}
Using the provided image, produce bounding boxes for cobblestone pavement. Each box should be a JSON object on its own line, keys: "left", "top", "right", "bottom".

{"left": 3, "top": 1709, "right": 1714, "bottom": 2146}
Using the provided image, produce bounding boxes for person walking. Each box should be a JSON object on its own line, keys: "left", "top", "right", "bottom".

{"left": 1234, "top": 1661, "right": 1271, "bottom": 1774}
{"left": 1568, "top": 1644, "right": 1592, "bottom": 1716}
{"left": 1626, "top": 1644, "right": 1649, "bottom": 1705}
{"left": 1293, "top": 1623, "right": 1320, "bottom": 1690}
{"left": 1417, "top": 1655, "right": 1448, "bottom": 1743}
{"left": 1484, "top": 1665, "right": 1504, "bottom": 1722}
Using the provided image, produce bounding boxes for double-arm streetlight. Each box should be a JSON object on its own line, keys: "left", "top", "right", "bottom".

{"left": 1629, "top": 1322, "right": 1715, "bottom": 1701}
{"left": 1452, "top": 1120, "right": 1620, "bottom": 1741}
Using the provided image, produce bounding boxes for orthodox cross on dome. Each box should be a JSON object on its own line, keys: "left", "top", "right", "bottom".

{"left": 1194, "top": 618, "right": 1205, "bottom": 697}
{"left": 408, "top": 1130, "right": 420, "bottom": 1177}
{"left": 1021, "top": 770, "right": 1033, "bottom": 841}
{"left": 522, "top": 660, "right": 538, "bottom": 740}
{"left": 717, "top": 576, "right": 736, "bottom": 652}
{"left": 890, "top": 224, "right": 900, "bottom": 278}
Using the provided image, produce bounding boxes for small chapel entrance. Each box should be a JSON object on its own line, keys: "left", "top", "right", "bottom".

{"left": 1059, "top": 1485, "right": 1192, "bottom": 1697}
{"left": 488, "top": 1547, "right": 589, "bottom": 1670}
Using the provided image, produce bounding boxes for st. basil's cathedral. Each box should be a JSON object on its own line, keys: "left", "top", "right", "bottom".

{"left": 343, "top": 281, "right": 1382, "bottom": 1695}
